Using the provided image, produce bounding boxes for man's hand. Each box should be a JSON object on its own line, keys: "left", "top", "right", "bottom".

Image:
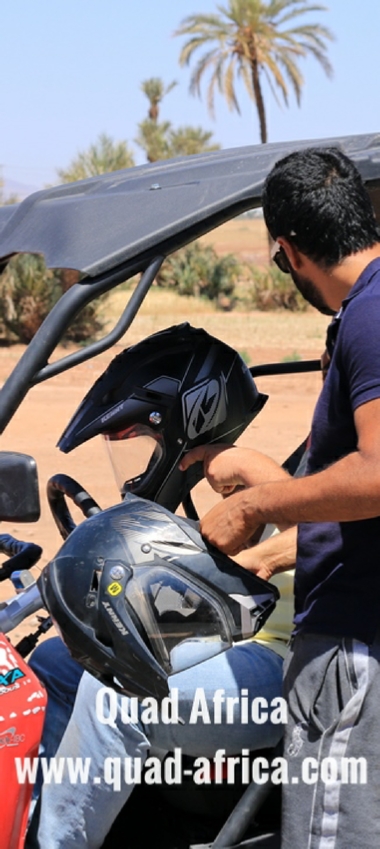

{"left": 195, "top": 486, "right": 262, "bottom": 554}
{"left": 193, "top": 396, "right": 380, "bottom": 553}
{"left": 179, "top": 444, "right": 292, "bottom": 553}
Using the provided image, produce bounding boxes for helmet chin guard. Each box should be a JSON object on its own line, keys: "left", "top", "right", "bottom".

{"left": 58, "top": 323, "right": 267, "bottom": 514}
{"left": 39, "top": 495, "right": 279, "bottom": 702}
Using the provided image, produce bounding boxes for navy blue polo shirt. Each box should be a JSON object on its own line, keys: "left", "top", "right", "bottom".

{"left": 294, "top": 257, "right": 380, "bottom": 644}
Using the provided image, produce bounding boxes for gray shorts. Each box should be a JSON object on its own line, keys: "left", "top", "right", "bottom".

{"left": 281, "top": 631, "right": 380, "bottom": 849}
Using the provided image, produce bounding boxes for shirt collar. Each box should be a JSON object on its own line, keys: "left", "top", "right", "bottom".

{"left": 325, "top": 257, "right": 380, "bottom": 356}
{"left": 342, "top": 256, "right": 380, "bottom": 306}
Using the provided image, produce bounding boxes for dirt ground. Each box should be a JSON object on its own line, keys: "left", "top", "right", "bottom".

{"left": 0, "top": 294, "right": 328, "bottom": 647}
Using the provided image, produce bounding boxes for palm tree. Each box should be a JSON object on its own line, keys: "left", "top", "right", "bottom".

{"left": 137, "top": 77, "right": 220, "bottom": 162}
{"left": 169, "top": 126, "right": 220, "bottom": 157}
{"left": 135, "top": 118, "right": 172, "bottom": 162}
{"left": 136, "top": 121, "right": 220, "bottom": 162}
{"left": 140, "top": 78, "right": 177, "bottom": 123}
{"left": 57, "top": 133, "right": 135, "bottom": 182}
{"left": 175, "top": 0, "right": 334, "bottom": 143}
{"left": 136, "top": 78, "right": 178, "bottom": 161}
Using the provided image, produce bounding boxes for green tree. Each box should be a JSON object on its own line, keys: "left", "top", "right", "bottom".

{"left": 169, "top": 126, "right": 220, "bottom": 157}
{"left": 0, "top": 253, "right": 108, "bottom": 344}
{"left": 57, "top": 132, "right": 135, "bottom": 182}
{"left": 0, "top": 254, "right": 61, "bottom": 343}
{"left": 140, "top": 77, "right": 177, "bottom": 123}
{"left": 175, "top": 0, "right": 334, "bottom": 143}
{"left": 136, "top": 76, "right": 220, "bottom": 162}
{"left": 0, "top": 171, "right": 19, "bottom": 206}
{"left": 157, "top": 241, "right": 240, "bottom": 308}
{"left": 137, "top": 78, "right": 176, "bottom": 161}
{"left": 136, "top": 118, "right": 172, "bottom": 162}
{"left": 136, "top": 120, "right": 220, "bottom": 161}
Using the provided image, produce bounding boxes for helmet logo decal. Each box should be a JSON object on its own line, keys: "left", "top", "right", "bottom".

{"left": 101, "top": 601, "right": 128, "bottom": 636}
{"left": 107, "top": 582, "right": 123, "bottom": 596}
{"left": 183, "top": 378, "right": 227, "bottom": 441}
{"left": 101, "top": 403, "right": 124, "bottom": 425}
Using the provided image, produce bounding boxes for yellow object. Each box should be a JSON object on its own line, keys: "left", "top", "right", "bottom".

{"left": 254, "top": 570, "right": 294, "bottom": 658}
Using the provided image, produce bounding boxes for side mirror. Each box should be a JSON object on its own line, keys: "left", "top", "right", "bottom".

{"left": 0, "top": 452, "right": 40, "bottom": 522}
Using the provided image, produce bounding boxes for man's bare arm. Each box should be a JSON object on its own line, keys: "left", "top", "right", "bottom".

{"left": 187, "top": 398, "right": 380, "bottom": 554}
{"left": 179, "top": 444, "right": 290, "bottom": 492}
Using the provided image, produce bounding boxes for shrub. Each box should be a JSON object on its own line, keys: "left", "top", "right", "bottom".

{"left": 245, "top": 265, "right": 308, "bottom": 312}
{"left": 0, "top": 255, "right": 60, "bottom": 343}
{"left": 157, "top": 242, "right": 241, "bottom": 309}
{"left": 0, "top": 254, "right": 108, "bottom": 344}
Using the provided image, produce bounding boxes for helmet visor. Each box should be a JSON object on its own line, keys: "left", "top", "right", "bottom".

{"left": 103, "top": 425, "right": 164, "bottom": 496}
{"left": 126, "top": 565, "right": 232, "bottom": 674}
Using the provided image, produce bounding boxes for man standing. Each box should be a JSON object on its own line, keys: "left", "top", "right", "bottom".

{"left": 181, "top": 147, "right": 380, "bottom": 848}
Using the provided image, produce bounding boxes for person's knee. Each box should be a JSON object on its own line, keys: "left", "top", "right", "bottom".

{"left": 29, "top": 636, "right": 84, "bottom": 697}
{"left": 29, "top": 636, "right": 61, "bottom": 678}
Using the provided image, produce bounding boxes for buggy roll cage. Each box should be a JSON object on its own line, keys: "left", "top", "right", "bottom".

{"left": 0, "top": 131, "right": 379, "bottom": 435}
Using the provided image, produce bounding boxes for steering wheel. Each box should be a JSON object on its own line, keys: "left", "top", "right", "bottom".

{"left": 47, "top": 474, "right": 102, "bottom": 540}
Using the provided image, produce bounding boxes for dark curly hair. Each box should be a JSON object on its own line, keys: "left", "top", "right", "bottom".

{"left": 262, "top": 147, "right": 380, "bottom": 269}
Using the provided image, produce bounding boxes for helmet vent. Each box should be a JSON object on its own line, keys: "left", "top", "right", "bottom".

{"left": 90, "top": 569, "right": 100, "bottom": 592}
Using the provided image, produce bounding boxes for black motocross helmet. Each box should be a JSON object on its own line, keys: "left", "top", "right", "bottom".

{"left": 58, "top": 323, "right": 267, "bottom": 514}
{"left": 39, "top": 494, "right": 279, "bottom": 702}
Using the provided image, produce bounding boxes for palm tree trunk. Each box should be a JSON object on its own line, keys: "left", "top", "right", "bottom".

{"left": 250, "top": 59, "right": 267, "bottom": 144}
{"left": 250, "top": 59, "right": 272, "bottom": 258}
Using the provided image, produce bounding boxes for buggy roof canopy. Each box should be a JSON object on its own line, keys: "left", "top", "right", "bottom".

{"left": 0, "top": 132, "right": 380, "bottom": 278}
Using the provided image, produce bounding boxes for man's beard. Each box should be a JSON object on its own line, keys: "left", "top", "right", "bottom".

{"left": 290, "top": 269, "right": 336, "bottom": 316}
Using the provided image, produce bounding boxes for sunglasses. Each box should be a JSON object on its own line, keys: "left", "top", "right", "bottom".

{"left": 270, "top": 241, "right": 291, "bottom": 275}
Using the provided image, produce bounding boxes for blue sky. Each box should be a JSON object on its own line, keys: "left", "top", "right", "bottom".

{"left": 1, "top": 0, "right": 379, "bottom": 193}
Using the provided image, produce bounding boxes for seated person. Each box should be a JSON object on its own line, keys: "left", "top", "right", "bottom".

{"left": 27, "top": 446, "right": 298, "bottom": 849}
{"left": 27, "top": 326, "right": 303, "bottom": 848}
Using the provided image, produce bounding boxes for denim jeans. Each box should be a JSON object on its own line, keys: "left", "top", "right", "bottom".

{"left": 27, "top": 636, "right": 283, "bottom": 848}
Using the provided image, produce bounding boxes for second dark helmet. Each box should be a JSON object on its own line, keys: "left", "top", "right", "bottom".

{"left": 58, "top": 323, "right": 267, "bottom": 513}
